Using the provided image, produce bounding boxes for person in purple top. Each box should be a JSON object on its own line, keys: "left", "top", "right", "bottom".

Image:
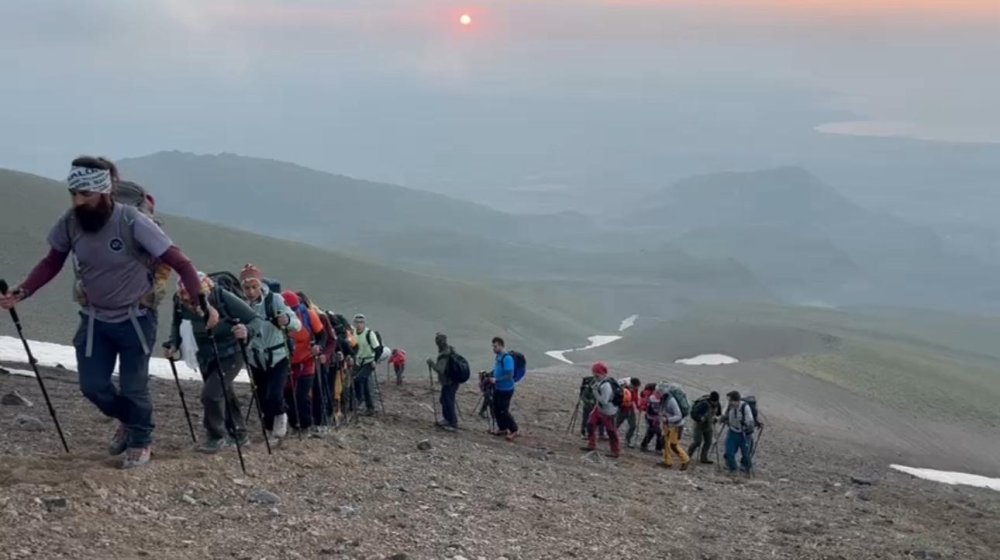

{"left": 0, "top": 156, "right": 203, "bottom": 469}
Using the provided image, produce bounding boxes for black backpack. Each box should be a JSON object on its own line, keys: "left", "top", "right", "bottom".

{"left": 606, "top": 377, "right": 624, "bottom": 407}
{"left": 367, "top": 329, "right": 386, "bottom": 361}
{"left": 447, "top": 351, "right": 471, "bottom": 384}
{"left": 208, "top": 271, "right": 243, "bottom": 299}
{"left": 263, "top": 277, "right": 281, "bottom": 293}
{"left": 691, "top": 395, "right": 712, "bottom": 423}
{"left": 744, "top": 395, "right": 761, "bottom": 429}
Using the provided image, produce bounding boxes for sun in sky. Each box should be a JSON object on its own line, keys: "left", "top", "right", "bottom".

{"left": 459, "top": 14, "right": 472, "bottom": 26}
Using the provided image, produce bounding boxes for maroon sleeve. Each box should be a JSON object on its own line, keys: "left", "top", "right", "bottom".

{"left": 18, "top": 248, "right": 69, "bottom": 298}
{"left": 159, "top": 246, "right": 202, "bottom": 298}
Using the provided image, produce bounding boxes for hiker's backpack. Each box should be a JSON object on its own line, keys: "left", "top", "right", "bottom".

{"left": 690, "top": 395, "right": 712, "bottom": 423}
{"left": 207, "top": 271, "right": 243, "bottom": 299}
{"left": 367, "top": 329, "right": 386, "bottom": 362}
{"left": 668, "top": 385, "right": 691, "bottom": 418}
{"left": 66, "top": 179, "right": 172, "bottom": 310}
{"left": 447, "top": 352, "right": 471, "bottom": 384}
{"left": 263, "top": 277, "right": 281, "bottom": 294}
{"left": 509, "top": 350, "right": 527, "bottom": 383}
{"left": 743, "top": 395, "right": 760, "bottom": 431}
{"left": 606, "top": 377, "right": 625, "bottom": 407}
{"left": 203, "top": 271, "right": 246, "bottom": 321}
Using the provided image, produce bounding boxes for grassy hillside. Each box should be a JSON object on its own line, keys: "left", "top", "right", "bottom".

{"left": 0, "top": 169, "right": 594, "bottom": 365}
{"left": 587, "top": 302, "right": 1000, "bottom": 428}
{"left": 353, "top": 229, "right": 774, "bottom": 323}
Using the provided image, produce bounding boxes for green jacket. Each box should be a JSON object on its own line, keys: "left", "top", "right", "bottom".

{"left": 169, "top": 285, "right": 259, "bottom": 367}
{"left": 430, "top": 346, "right": 454, "bottom": 386}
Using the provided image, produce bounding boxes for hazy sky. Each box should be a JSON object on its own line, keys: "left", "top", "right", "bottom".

{"left": 1, "top": 0, "right": 998, "bottom": 187}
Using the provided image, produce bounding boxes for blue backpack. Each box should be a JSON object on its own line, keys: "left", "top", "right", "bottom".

{"left": 509, "top": 351, "right": 527, "bottom": 383}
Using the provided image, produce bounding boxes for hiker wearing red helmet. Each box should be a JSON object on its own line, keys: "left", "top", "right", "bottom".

{"left": 581, "top": 362, "right": 621, "bottom": 458}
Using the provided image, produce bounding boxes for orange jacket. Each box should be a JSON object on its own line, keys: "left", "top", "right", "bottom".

{"left": 289, "top": 306, "right": 324, "bottom": 373}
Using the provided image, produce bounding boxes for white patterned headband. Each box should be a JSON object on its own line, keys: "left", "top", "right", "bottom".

{"left": 67, "top": 166, "right": 113, "bottom": 194}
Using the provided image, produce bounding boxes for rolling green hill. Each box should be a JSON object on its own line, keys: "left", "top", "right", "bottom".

{"left": 0, "top": 169, "right": 594, "bottom": 365}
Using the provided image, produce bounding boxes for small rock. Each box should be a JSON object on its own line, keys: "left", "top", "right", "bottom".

{"left": 851, "top": 476, "right": 876, "bottom": 486}
{"left": 249, "top": 490, "right": 280, "bottom": 505}
{"left": 910, "top": 551, "right": 942, "bottom": 560}
{"left": 452, "top": 556, "right": 469, "bottom": 560}
{"left": 417, "top": 440, "right": 432, "bottom": 451}
{"left": 858, "top": 490, "right": 873, "bottom": 502}
{"left": 13, "top": 414, "right": 45, "bottom": 432}
{"left": 181, "top": 494, "right": 198, "bottom": 506}
{"left": 43, "top": 498, "right": 67, "bottom": 512}
{"left": 56, "top": 363, "right": 67, "bottom": 370}
{"left": 531, "top": 493, "right": 548, "bottom": 501}
{"left": 388, "top": 554, "right": 410, "bottom": 560}
{"left": 1, "top": 391, "right": 33, "bottom": 407}
{"left": 232, "top": 478, "right": 251, "bottom": 487}
{"left": 528, "top": 448, "right": 549, "bottom": 461}
{"left": 339, "top": 505, "right": 356, "bottom": 516}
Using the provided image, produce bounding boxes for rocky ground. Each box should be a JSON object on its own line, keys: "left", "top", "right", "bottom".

{"left": 1, "top": 361, "right": 998, "bottom": 560}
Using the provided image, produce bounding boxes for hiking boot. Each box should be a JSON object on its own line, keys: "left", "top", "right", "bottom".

{"left": 108, "top": 423, "right": 128, "bottom": 456}
{"left": 505, "top": 431, "right": 520, "bottom": 442}
{"left": 196, "top": 437, "right": 229, "bottom": 454}
{"left": 273, "top": 413, "right": 288, "bottom": 438}
{"left": 440, "top": 424, "right": 457, "bottom": 433}
{"left": 700, "top": 459, "right": 715, "bottom": 465}
{"left": 227, "top": 432, "right": 251, "bottom": 447}
{"left": 660, "top": 462, "right": 673, "bottom": 469}
{"left": 309, "top": 426, "right": 325, "bottom": 439}
{"left": 680, "top": 462, "right": 690, "bottom": 472}
{"left": 580, "top": 446, "right": 597, "bottom": 452}
{"left": 361, "top": 409, "right": 375, "bottom": 417}
{"left": 490, "top": 430, "right": 510, "bottom": 437}
{"left": 122, "top": 447, "right": 151, "bottom": 469}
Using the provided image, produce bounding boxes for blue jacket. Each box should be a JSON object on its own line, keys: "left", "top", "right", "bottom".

{"left": 493, "top": 352, "right": 516, "bottom": 392}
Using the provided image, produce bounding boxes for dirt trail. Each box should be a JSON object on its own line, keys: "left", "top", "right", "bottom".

{"left": 0, "top": 363, "right": 998, "bottom": 559}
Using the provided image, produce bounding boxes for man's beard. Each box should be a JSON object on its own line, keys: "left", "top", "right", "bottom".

{"left": 74, "top": 195, "right": 113, "bottom": 233}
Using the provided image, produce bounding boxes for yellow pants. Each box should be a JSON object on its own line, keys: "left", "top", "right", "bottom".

{"left": 663, "top": 425, "right": 690, "bottom": 466}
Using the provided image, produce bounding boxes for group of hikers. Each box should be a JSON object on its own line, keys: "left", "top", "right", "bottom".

{"left": 571, "top": 362, "right": 761, "bottom": 475}
{"left": 0, "top": 154, "right": 761, "bottom": 477}
{"left": 0, "top": 155, "right": 405, "bottom": 469}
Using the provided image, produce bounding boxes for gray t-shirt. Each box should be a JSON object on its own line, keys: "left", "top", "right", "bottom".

{"left": 48, "top": 204, "right": 174, "bottom": 323}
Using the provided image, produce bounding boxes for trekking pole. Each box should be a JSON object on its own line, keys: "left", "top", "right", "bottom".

{"left": 236, "top": 337, "right": 271, "bottom": 455}
{"left": 427, "top": 364, "right": 439, "bottom": 425}
{"left": 313, "top": 355, "right": 328, "bottom": 428}
{"left": 566, "top": 394, "right": 582, "bottom": 434}
{"left": 163, "top": 348, "right": 197, "bottom": 444}
{"left": 280, "top": 326, "right": 304, "bottom": 441}
{"left": 751, "top": 424, "right": 765, "bottom": 459}
{"left": 488, "top": 387, "right": 496, "bottom": 433}
{"left": 206, "top": 326, "right": 247, "bottom": 475}
{"left": 0, "top": 280, "right": 70, "bottom": 453}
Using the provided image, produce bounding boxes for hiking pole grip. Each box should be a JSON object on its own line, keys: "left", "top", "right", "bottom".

{"left": 0, "top": 279, "right": 70, "bottom": 453}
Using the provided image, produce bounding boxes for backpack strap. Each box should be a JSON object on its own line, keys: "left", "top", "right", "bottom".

{"left": 264, "top": 291, "right": 276, "bottom": 321}
{"left": 117, "top": 205, "right": 154, "bottom": 266}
